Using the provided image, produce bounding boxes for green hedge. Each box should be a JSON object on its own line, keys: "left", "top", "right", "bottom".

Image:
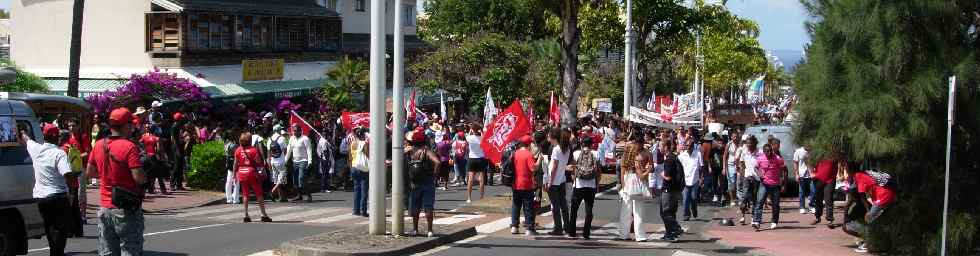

{"left": 187, "top": 141, "right": 226, "bottom": 191}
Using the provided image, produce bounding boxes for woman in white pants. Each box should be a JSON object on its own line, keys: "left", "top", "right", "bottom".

{"left": 224, "top": 137, "right": 240, "bottom": 204}
{"left": 618, "top": 134, "right": 651, "bottom": 242}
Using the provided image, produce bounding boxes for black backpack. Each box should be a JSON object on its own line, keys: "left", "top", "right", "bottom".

{"left": 407, "top": 150, "right": 431, "bottom": 185}
{"left": 500, "top": 142, "right": 520, "bottom": 187}
{"left": 269, "top": 136, "right": 283, "bottom": 158}
{"left": 574, "top": 150, "right": 597, "bottom": 180}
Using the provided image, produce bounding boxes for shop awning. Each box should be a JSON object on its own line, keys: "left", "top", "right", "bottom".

{"left": 152, "top": 0, "right": 341, "bottom": 17}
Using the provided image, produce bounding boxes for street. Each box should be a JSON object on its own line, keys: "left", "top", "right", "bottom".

{"left": 27, "top": 184, "right": 739, "bottom": 256}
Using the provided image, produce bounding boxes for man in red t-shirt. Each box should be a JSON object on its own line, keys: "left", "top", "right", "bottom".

{"left": 510, "top": 135, "right": 538, "bottom": 235}
{"left": 85, "top": 108, "right": 146, "bottom": 256}
{"left": 844, "top": 167, "right": 897, "bottom": 253}
{"left": 140, "top": 127, "right": 168, "bottom": 194}
{"left": 811, "top": 152, "right": 841, "bottom": 227}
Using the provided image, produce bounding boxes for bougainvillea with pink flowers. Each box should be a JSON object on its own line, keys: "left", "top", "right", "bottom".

{"left": 85, "top": 69, "right": 210, "bottom": 113}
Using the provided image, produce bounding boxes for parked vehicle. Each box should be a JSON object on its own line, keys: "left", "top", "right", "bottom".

{"left": 0, "top": 92, "right": 91, "bottom": 256}
{"left": 744, "top": 124, "right": 800, "bottom": 195}
{"left": 710, "top": 104, "right": 756, "bottom": 127}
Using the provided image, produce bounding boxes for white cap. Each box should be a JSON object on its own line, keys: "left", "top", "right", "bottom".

{"left": 742, "top": 134, "right": 750, "bottom": 141}
{"left": 151, "top": 101, "right": 163, "bottom": 108}
{"left": 264, "top": 112, "right": 274, "bottom": 119}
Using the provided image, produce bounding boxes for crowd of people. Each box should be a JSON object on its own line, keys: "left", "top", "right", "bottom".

{"left": 15, "top": 96, "right": 897, "bottom": 255}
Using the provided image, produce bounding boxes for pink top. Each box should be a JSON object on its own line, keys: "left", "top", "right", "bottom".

{"left": 756, "top": 153, "right": 785, "bottom": 186}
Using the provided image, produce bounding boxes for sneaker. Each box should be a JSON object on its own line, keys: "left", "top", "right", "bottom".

{"left": 800, "top": 209, "right": 807, "bottom": 214}
{"left": 770, "top": 223, "right": 777, "bottom": 229}
{"left": 511, "top": 227, "right": 519, "bottom": 234}
{"left": 566, "top": 234, "right": 576, "bottom": 239}
{"left": 663, "top": 236, "right": 679, "bottom": 242}
{"left": 547, "top": 230, "right": 564, "bottom": 236}
{"left": 438, "top": 187, "right": 448, "bottom": 191}
{"left": 261, "top": 216, "right": 272, "bottom": 222}
{"left": 635, "top": 238, "right": 648, "bottom": 242}
{"left": 427, "top": 231, "right": 435, "bottom": 237}
{"left": 525, "top": 230, "right": 537, "bottom": 236}
{"left": 730, "top": 202, "right": 737, "bottom": 207}
{"left": 466, "top": 199, "right": 472, "bottom": 204}
{"left": 713, "top": 196, "right": 719, "bottom": 202}
{"left": 854, "top": 243, "right": 868, "bottom": 253}
{"left": 739, "top": 217, "right": 746, "bottom": 225}
{"left": 243, "top": 217, "right": 252, "bottom": 223}
{"left": 752, "top": 222, "right": 760, "bottom": 230}
{"left": 810, "top": 207, "right": 816, "bottom": 214}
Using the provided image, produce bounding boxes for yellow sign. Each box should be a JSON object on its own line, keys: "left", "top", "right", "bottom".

{"left": 242, "top": 59, "right": 284, "bottom": 81}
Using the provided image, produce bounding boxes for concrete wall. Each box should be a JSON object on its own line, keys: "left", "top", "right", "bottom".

{"left": 341, "top": 0, "right": 417, "bottom": 35}
{"left": 11, "top": 0, "right": 153, "bottom": 72}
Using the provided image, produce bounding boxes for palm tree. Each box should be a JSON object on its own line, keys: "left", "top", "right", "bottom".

{"left": 323, "top": 56, "right": 369, "bottom": 110}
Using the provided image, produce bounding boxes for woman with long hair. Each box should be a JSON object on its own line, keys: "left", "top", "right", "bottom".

{"left": 234, "top": 132, "right": 271, "bottom": 223}
{"left": 465, "top": 123, "right": 487, "bottom": 203}
{"left": 617, "top": 132, "right": 651, "bottom": 242}
{"left": 545, "top": 128, "right": 572, "bottom": 236}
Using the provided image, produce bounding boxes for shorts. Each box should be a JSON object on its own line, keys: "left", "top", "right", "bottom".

{"left": 467, "top": 158, "right": 488, "bottom": 173}
{"left": 438, "top": 162, "right": 451, "bottom": 179}
{"left": 271, "top": 164, "right": 288, "bottom": 185}
{"left": 409, "top": 181, "right": 435, "bottom": 212}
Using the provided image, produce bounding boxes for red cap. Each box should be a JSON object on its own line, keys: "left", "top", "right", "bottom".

{"left": 173, "top": 112, "right": 184, "bottom": 121}
{"left": 519, "top": 135, "right": 533, "bottom": 145}
{"left": 109, "top": 108, "right": 134, "bottom": 126}
{"left": 411, "top": 131, "right": 427, "bottom": 143}
{"left": 42, "top": 123, "right": 60, "bottom": 138}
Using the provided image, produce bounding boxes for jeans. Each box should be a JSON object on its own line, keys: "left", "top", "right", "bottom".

{"left": 727, "top": 165, "right": 738, "bottom": 194}
{"left": 682, "top": 182, "right": 700, "bottom": 218}
{"left": 739, "top": 177, "right": 760, "bottom": 215}
{"left": 98, "top": 208, "right": 144, "bottom": 256}
{"left": 511, "top": 189, "right": 535, "bottom": 229}
{"left": 38, "top": 194, "right": 71, "bottom": 256}
{"left": 293, "top": 161, "right": 309, "bottom": 197}
{"left": 813, "top": 179, "right": 836, "bottom": 222}
{"left": 660, "top": 190, "right": 682, "bottom": 238}
{"left": 568, "top": 187, "right": 596, "bottom": 237}
{"left": 798, "top": 177, "right": 815, "bottom": 210}
{"left": 319, "top": 156, "right": 332, "bottom": 191}
{"left": 352, "top": 170, "right": 369, "bottom": 215}
{"left": 225, "top": 171, "right": 240, "bottom": 203}
{"left": 547, "top": 184, "right": 570, "bottom": 233}
{"left": 753, "top": 184, "right": 781, "bottom": 224}
{"left": 170, "top": 155, "right": 185, "bottom": 189}
{"left": 704, "top": 172, "right": 718, "bottom": 199}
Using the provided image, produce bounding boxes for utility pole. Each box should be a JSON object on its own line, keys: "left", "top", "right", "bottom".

{"left": 623, "top": 0, "right": 634, "bottom": 119}
{"left": 390, "top": 0, "right": 406, "bottom": 237}
{"left": 67, "top": 0, "right": 86, "bottom": 98}
{"left": 368, "top": 0, "right": 388, "bottom": 236}
{"left": 941, "top": 76, "right": 956, "bottom": 256}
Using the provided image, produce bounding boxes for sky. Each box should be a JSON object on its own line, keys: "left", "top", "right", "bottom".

{"left": 726, "top": 0, "right": 811, "bottom": 51}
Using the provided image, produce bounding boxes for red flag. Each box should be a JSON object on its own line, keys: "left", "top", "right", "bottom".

{"left": 341, "top": 112, "right": 371, "bottom": 131}
{"left": 289, "top": 111, "right": 317, "bottom": 136}
{"left": 407, "top": 90, "right": 417, "bottom": 121}
{"left": 549, "top": 92, "right": 560, "bottom": 125}
{"left": 527, "top": 104, "right": 536, "bottom": 126}
{"left": 481, "top": 100, "right": 532, "bottom": 164}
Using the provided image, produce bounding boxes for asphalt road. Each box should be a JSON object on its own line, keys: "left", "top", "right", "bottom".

{"left": 26, "top": 181, "right": 746, "bottom": 256}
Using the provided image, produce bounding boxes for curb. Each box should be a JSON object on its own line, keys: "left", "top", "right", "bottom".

{"left": 142, "top": 191, "right": 226, "bottom": 213}
{"left": 280, "top": 226, "right": 477, "bottom": 256}
{"left": 459, "top": 180, "right": 619, "bottom": 215}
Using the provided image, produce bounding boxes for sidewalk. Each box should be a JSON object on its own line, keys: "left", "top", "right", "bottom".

{"left": 84, "top": 186, "right": 224, "bottom": 214}
{"left": 706, "top": 197, "right": 861, "bottom": 256}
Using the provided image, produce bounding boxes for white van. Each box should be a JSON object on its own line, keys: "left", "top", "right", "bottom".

{"left": 744, "top": 125, "right": 801, "bottom": 193}
{"left": 0, "top": 92, "right": 91, "bottom": 256}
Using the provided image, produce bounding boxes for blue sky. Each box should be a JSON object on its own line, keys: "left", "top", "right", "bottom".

{"left": 0, "top": 0, "right": 809, "bottom": 51}
{"left": 726, "top": 0, "right": 811, "bottom": 51}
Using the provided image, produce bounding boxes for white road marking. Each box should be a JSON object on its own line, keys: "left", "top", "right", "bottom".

{"left": 210, "top": 206, "right": 302, "bottom": 220}
{"left": 28, "top": 223, "right": 231, "bottom": 253}
{"left": 355, "top": 216, "right": 413, "bottom": 225}
{"left": 308, "top": 214, "right": 361, "bottom": 224}
{"left": 672, "top": 250, "right": 707, "bottom": 256}
{"left": 414, "top": 234, "right": 487, "bottom": 256}
{"left": 275, "top": 207, "right": 345, "bottom": 221}
{"left": 475, "top": 217, "right": 513, "bottom": 234}
{"left": 432, "top": 214, "right": 485, "bottom": 225}
{"left": 246, "top": 250, "right": 276, "bottom": 256}
{"left": 173, "top": 205, "right": 240, "bottom": 218}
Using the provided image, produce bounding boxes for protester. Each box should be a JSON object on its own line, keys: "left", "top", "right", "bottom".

{"left": 267, "top": 125, "right": 289, "bottom": 202}
{"left": 737, "top": 135, "right": 761, "bottom": 225}
{"left": 141, "top": 126, "right": 168, "bottom": 195}
{"left": 170, "top": 113, "right": 187, "bottom": 191}
{"left": 568, "top": 136, "right": 601, "bottom": 239}
{"left": 64, "top": 119, "right": 90, "bottom": 223}
{"left": 349, "top": 128, "right": 370, "bottom": 217}
{"left": 753, "top": 143, "right": 786, "bottom": 230}
{"left": 406, "top": 132, "right": 441, "bottom": 237}
{"left": 58, "top": 129, "right": 85, "bottom": 237}
{"left": 450, "top": 132, "right": 468, "bottom": 187}
{"left": 224, "top": 131, "right": 241, "bottom": 204}
{"left": 794, "top": 144, "right": 814, "bottom": 214}
{"left": 843, "top": 162, "right": 897, "bottom": 253}
{"left": 617, "top": 133, "right": 650, "bottom": 242}
{"left": 285, "top": 124, "right": 314, "bottom": 202}
{"left": 234, "top": 132, "right": 272, "bottom": 223}
{"left": 86, "top": 108, "right": 146, "bottom": 255}
{"left": 510, "top": 135, "right": 538, "bottom": 236}
{"left": 316, "top": 132, "right": 335, "bottom": 193}
{"left": 465, "top": 123, "right": 487, "bottom": 203}
{"left": 811, "top": 151, "right": 840, "bottom": 227}
{"left": 707, "top": 134, "right": 726, "bottom": 205}
{"left": 678, "top": 140, "right": 702, "bottom": 221}
{"left": 19, "top": 124, "right": 73, "bottom": 256}
{"left": 435, "top": 133, "right": 452, "bottom": 190}
{"left": 545, "top": 128, "right": 572, "bottom": 237}
{"left": 660, "top": 139, "right": 683, "bottom": 242}
{"left": 723, "top": 131, "right": 741, "bottom": 207}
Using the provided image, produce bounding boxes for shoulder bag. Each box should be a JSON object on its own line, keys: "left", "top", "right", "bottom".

{"left": 103, "top": 138, "right": 143, "bottom": 211}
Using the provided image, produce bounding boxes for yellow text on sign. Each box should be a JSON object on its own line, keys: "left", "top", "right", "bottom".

{"left": 242, "top": 59, "right": 285, "bottom": 81}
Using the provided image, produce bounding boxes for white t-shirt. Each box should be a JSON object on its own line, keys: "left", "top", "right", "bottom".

{"left": 649, "top": 147, "right": 664, "bottom": 189}
{"left": 741, "top": 148, "right": 761, "bottom": 178}
{"left": 726, "top": 141, "right": 739, "bottom": 165}
{"left": 287, "top": 135, "right": 312, "bottom": 163}
{"left": 268, "top": 134, "right": 287, "bottom": 166}
{"left": 572, "top": 150, "right": 599, "bottom": 188}
{"left": 678, "top": 150, "right": 701, "bottom": 186}
{"left": 545, "top": 146, "right": 569, "bottom": 185}
{"left": 793, "top": 147, "right": 810, "bottom": 178}
{"left": 25, "top": 140, "right": 71, "bottom": 198}
{"left": 466, "top": 134, "right": 485, "bottom": 159}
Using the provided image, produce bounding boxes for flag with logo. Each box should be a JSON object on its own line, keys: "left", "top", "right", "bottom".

{"left": 483, "top": 88, "right": 497, "bottom": 126}
{"left": 549, "top": 92, "right": 560, "bottom": 125}
{"left": 480, "top": 100, "right": 531, "bottom": 164}
{"left": 289, "top": 111, "right": 319, "bottom": 137}
{"left": 341, "top": 112, "right": 371, "bottom": 131}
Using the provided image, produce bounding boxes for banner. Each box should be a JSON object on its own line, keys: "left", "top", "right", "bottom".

{"left": 242, "top": 59, "right": 284, "bottom": 81}
{"left": 407, "top": 90, "right": 417, "bottom": 121}
{"left": 289, "top": 111, "right": 319, "bottom": 137}
{"left": 481, "top": 100, "right": 531, "bottom": 164}
{"left": 341, "top": 112, "right": 371, "bottom": 131}
{"left": 549, "top": 92, "right": 560, "bottom": 124}
{"left": 483, "top": 88, "right": 497, "bottom": 126}
{"left": 439, "top": 91, "right": 447, "bottom": 123}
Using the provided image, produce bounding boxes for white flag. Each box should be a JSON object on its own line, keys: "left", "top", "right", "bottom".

{"left": 483, "top": 88, "right": 497, "bottom": 126}
{"left": 440, "top": 91, "right": 447, "bottom": 124}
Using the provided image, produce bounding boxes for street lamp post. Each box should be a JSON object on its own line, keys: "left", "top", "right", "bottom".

{"left": 623, "top": 0, "right": 634, "bottom": 119}
{"left": 368, "top": 0, "right": 388, "bottom": 236}
{"left": 391, "top": 0, "right": 406, "bottom": 237}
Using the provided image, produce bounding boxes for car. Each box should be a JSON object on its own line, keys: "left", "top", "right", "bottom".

{"left": 744, "top": 124, "right": 801, "bottom": 195}
{"left": 0, "top": 92, "right": 91, "bottom": 256}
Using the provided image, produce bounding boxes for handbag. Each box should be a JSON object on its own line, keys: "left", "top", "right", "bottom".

{"left": 352, "top": 141, "right": 370, "bottom": 172}
{"left": 102, "top": 138, "right": 143, "bottom": 211}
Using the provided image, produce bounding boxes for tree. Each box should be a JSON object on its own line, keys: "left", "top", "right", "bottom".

{"left": 418, "top": 0, "right": 553, "bottom": 43}
{"left": 323, "top": 56, "right": 369, "bottom": 110}
{"left": 0, "top": 60, "right": 49, "bottom": 93}
{"left": 677, "top": 6, "right": 767, "bottom": 98}
{"left": 794, "top": 0, "right": 979, "bottom": 254}
{"left": 538, "top": 0, "right": 597, "bottom": 126}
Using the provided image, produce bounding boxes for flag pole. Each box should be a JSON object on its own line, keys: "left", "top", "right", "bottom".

{"left": 367, "top": 0, "right": 387, "bottom": 236}
{"left": 390, "top": 0, "right": 406, "bottom": 236}
{"left": 290, "top": 110, "right": 322, "bottom": 138}
{"left": 941, "top": 76, "right": 955, "bottom": 256}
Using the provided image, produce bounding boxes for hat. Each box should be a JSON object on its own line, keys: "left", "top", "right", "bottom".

{"left": 134, "top": 107, "right": 147, "bottom": 116}
{"left": 109, "top": 108, "right": 134, "bottom": 126}
{"left": 151, "top": 101, "right": 163, "bottom": 108}
{"left": 173, "top": 112, "right": 185, "bottom": 121}
{"left": 410, "top": 130, "right": 427, "bottom": 143}
{"left": 519, "top": 135, "right": 533, "bottom": 145}
{"left": 42, "top": 123, "right": 60, "bottom": 138}
{"left": 430, "top": 123, "right": 443, "bottom": 132}
{"left": 457, "top": 131, "right": 465, "bottom": 138}
{"left": 263, "top": 112, "right": 274, "bottom": 119}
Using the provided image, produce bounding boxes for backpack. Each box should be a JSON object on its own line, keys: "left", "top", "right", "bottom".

{"left": 866, "top": 169, "right": 898, "bottom": 193}
{"left": 574, "top": 150, "right": 597, "bottom": 180}
{"left": 407, "top": 150, "right": 431, "bottom": 185}
{"left": 269, "top": 135, "right": 283, "bottom": 158}
{"left": 500, "top": 142, "right": 520, "bottom": 187}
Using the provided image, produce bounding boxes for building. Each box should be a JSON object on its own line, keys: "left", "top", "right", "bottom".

{"left": 10, "top": 0, "right": 425, "bottom": 101}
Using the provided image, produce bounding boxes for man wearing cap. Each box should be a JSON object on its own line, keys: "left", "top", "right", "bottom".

{"left": 268, "top": 124, "right": 289, "bottom": 202}
{"left": 170, "top": 112, "right": 187, "bottom": 190}
{"left": 18, "top": 124, "right": 73, "bottom": 256}
{"left": 86, "top": 108, "right": 146, "bottom": 256}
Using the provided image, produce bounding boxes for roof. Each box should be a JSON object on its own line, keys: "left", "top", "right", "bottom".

{"left": 153, "top": 0, "right": 341, "bottom": 17}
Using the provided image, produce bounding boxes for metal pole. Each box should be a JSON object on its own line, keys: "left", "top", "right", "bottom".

{"left": 368, "top": 0, "right": 388, "bottom": 236}
{"left": 623, "top": 0, "right": 633, "bottom": 119}
{"left": 390, "top": 0, "right": 406, "bottom": 237}
{"left": 66, "top": 0, "right": 86, "bottom": 98}
{"left": 941, "top": 76, "right": 955, "bottom": 256}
